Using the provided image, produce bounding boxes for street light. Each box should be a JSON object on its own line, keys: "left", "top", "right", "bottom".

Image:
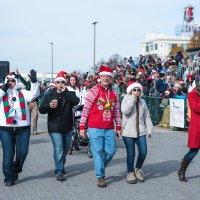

{"left": 50, "top": 42, "right": 54, "bottom": 81}
{"left": 92, "top": 22, "right": 98, "bottom": 69}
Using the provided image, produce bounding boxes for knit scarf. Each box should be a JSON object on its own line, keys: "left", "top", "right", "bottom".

{"left": 3, "top": 90, "right": 26, "bottom": 124}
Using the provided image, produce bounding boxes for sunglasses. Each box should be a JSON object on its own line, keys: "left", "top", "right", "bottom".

{"left": 56, "top": 81, "right": 65, "bottom": 84}
{"left": 132, "top": 89, "right": 141, "bottom": 92}
{"left": 7, "top": 79, "right": 16, "bottom": 83}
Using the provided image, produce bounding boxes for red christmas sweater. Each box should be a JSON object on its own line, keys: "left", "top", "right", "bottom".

{"left": 79, "top": 84, "right": 121, "bottom": 130}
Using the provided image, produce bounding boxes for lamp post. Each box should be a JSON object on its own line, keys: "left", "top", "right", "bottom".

{"left": 92, "top": 22, "right": 98, "bottom": 69}
{"left": 50, "top": 42, "right": 54, "bottom": 81}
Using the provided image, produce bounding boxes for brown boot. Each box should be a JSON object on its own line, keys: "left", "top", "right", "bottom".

{"left": 178, "top": 159, "right": 190, "bottom": 182}
{"left": 97, "top": 177, "right": 107, "bottom": 188}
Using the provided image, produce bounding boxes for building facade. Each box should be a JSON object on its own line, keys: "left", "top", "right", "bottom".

{"left": 140, "top": 32, "right": 191, "bottom": 58}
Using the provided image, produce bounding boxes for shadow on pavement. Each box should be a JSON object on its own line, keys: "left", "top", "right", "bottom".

{"left": 17, "top": 157, "right": 125, "bottom": 184}
{"left": 107, "top": 160, "right": 179, "bottom": 184}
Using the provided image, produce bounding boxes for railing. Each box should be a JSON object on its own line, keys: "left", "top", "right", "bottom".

{"left": 143, "top": 96, "right": 188, "bottom": 129}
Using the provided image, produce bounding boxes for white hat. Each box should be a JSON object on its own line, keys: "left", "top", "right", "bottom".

{"left": 127, "top": 82, "right": 143, "bottom": 94}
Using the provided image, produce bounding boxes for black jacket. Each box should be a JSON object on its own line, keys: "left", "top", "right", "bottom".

{"left": 39, "top": 88, "right": 79, "bottom": 133}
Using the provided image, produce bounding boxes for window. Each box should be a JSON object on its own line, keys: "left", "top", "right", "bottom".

{"left": 172, "top": 44, "right": 177, "bottom": 49}
{"left": 155, "top": 44, "right": 158, "bottom": 50}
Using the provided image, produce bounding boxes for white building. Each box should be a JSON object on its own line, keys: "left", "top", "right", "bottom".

{"left": 140, "top": 32, "right": 191, "bottom": 58}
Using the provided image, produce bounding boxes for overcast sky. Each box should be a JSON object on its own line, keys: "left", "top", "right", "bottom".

{"left": 0, "top": 0, "right": 199, "bottom": 73}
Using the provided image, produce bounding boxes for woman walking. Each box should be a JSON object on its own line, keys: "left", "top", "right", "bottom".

{"left": 178, "top": 79, "right": 200, "bottom": 182}
{"left": 121, "top": 81, "right": 153, "bottom": 184}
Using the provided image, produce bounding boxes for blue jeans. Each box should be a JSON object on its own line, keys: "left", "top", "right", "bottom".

{"left": 88, "top": 128, "right": 116, "bottom": 179}
{"left": 183, "top": 148, "right": 199, "bottom": 162}
{"left": 50, "top": 132, "right": 72, "bottom": 176}
{"left": 123, "top": 135, "right": 147, "bottom": 173}
{"left": 0, "top": 130, "right": 30, "bottom": 183}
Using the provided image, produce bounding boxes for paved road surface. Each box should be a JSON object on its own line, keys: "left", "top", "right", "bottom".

{"left": 0, "top": 114, "right": 199, "bottom": 200}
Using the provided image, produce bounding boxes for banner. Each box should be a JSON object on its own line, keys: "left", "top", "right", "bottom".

{"left": 170, "top": 99, "right": 185, "bottom": 128}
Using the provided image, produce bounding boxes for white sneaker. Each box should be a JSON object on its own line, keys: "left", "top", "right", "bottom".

{"left": 135, "top": 168, "right": 144, "bottom": 182}
{"left": 126, "top": 172, "right": 137, "bottom": 184}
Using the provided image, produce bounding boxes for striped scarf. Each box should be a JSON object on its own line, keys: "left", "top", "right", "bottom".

{"left": 3, "top": 90, "right": 26, "bottom": 124}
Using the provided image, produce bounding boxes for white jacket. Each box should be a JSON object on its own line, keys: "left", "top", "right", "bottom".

{"left": 67, "top": 86, "right": 86, "bottom": 105}
{"left": 121, "top": 94, "right": 153, "bottom": 138}
{"left": 0, "top": 82, "right": 40, "bottom": 127}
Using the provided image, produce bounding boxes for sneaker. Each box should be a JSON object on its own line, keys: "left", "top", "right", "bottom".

{"left": 32, "top": 130, "right": 39, "bottom": 135}
{"left": 135, "top": 168, "right": 144, "bottom": 182}
{"left": 126, "top": 172, "right": 137, "bottom": 184}
{"left": 4, "top": 181, "right": 14, "bottom": 186}
{"left": 87, "top": 151, "right": 93, "bottom": 158}
{"left": 56, "top": 174, "right": 65, "bottom": 182}
{"left": 97, "top": 177, "right": 107, "bottom": 188}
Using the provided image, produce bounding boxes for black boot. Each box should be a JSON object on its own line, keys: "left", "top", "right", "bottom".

{"left": 178, "top": 159, "right": 190, "bottom": 182}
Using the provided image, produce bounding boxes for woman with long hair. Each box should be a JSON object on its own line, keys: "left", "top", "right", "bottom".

{"left": 121, "top": 81, "right": 153, "bottom": 184}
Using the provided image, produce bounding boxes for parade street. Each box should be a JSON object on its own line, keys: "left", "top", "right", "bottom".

{"left": 0, "top": 114, "right": 199, "bottom": 200}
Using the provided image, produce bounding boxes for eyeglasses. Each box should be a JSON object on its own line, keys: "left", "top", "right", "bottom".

{"left": 7, "top": 79, "right": 16, "bottom": 83}
{"left": 56, "top": 81, "right": 65, "bottom": 84}
{"left": 132, "top": 89, "right": 141, "bottom": 92}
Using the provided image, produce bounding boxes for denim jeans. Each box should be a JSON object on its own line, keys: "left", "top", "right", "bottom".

{"left": 122, "top": 135, "right": 147, "bottom": 173}
{"left": 0, "top": 129, "right": 30, "bottom": 183}
{"left": 50, "top": 132, "right": 72, "bottom": 176}
{"left": 88, "top": 128, "right": 116, "bottom": 179}
{"left": 183, "top": 148, "right": 199, "bottom": 162}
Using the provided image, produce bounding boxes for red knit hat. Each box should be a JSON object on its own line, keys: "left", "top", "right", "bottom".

{"left": 99, "top": 65, "right": 114, "bottom": 77}
{"left": 54, "top": 71, "right": 67, "bottom": 83}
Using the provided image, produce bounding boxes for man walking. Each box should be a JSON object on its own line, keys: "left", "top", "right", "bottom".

{"left": 80, "top": 65, "right": 122, "bottom": 188}
{"left": 39, "top": 71, "right": 79, "bottom": 181}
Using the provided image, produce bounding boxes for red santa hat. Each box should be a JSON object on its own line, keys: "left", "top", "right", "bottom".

{"left": 99, "top": 65, "right": 114, "bottom": 77}
{"left": 54, "top": 71, "right": 67, "bottom": 83}
{"left": 127, "top": 81, "right": 143, "bottom": 94}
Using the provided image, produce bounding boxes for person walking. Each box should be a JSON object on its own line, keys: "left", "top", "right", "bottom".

{"left": 0, "top": 70, "right": 39, "bottom": 186}
{"left": 39, "top": 71, "right": 79, "bottom": 181}
{"left": 121, "top": 81, "right": 153, "bottom": 184}
{"left": 16, "top": 69, "right": 39, "bottom": 135}
{"left": 79, "top": 65, "right": 122, "bottom": 188}
{"left": 178, "top": 79, "right": 200, "bottom": 182}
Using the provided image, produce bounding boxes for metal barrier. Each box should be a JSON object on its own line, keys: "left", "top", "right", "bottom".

{"left": 143, "top": 96, "right": 189, "bottom": 128}
{"left": 142, "top": 96, "right": 163, "bottom": 125}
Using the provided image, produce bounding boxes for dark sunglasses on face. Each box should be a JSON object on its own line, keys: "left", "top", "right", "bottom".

{"left": 132, "top": 88, "right": 141, "bottom": 92}
{"left": 56, "top": 81, "right": 65, "bottom": 84}
{"left": 7, "top": 79, "right": 16, "bottom": 83}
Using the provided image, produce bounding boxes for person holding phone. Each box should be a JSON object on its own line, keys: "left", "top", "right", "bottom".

{"left": 0, "top": 70, "right": 40, "bottom": 186}
{"left": 121, "top": 81, "right": 153, "bottom": 184}
{"left": 39, "top": 71, "right": 79, "bottom": 182}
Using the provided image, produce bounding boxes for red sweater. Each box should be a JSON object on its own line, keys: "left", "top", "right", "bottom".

{"left": 79, "top": 84, "right": 121, "bottom": 130}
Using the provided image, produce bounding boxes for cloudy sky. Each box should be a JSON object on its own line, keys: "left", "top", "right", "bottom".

{"left": 0, "top": 0, "right": 199, "bottom": 73}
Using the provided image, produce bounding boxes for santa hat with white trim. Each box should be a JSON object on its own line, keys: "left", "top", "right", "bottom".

{"left": 127, "top": 81, "right": 143, "bottom": 94}
{"left": 54, "top": 71, "right": 68, "bottom": 83}
{"left": 99, "top": 65, "right": 114, "bottom": 78}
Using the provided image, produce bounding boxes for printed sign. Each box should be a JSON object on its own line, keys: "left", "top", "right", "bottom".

{"left": 170, "top": 99, "right": 185, "bottom": 128}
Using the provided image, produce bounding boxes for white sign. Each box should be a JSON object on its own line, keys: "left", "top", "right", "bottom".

{"left": 170, "top": 99, "right": 185, "bottom": 128}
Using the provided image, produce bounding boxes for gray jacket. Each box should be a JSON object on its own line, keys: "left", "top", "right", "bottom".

{"left": 121, "top": 94, "right": 153, "bottom": 138}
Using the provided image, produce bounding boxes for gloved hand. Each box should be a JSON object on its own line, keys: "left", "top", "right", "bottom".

{"left": 1, "top": 82, "right": 10, "bottom": 92}
{"left": 28, "top": 69, "right": 37, "bottom": 83}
